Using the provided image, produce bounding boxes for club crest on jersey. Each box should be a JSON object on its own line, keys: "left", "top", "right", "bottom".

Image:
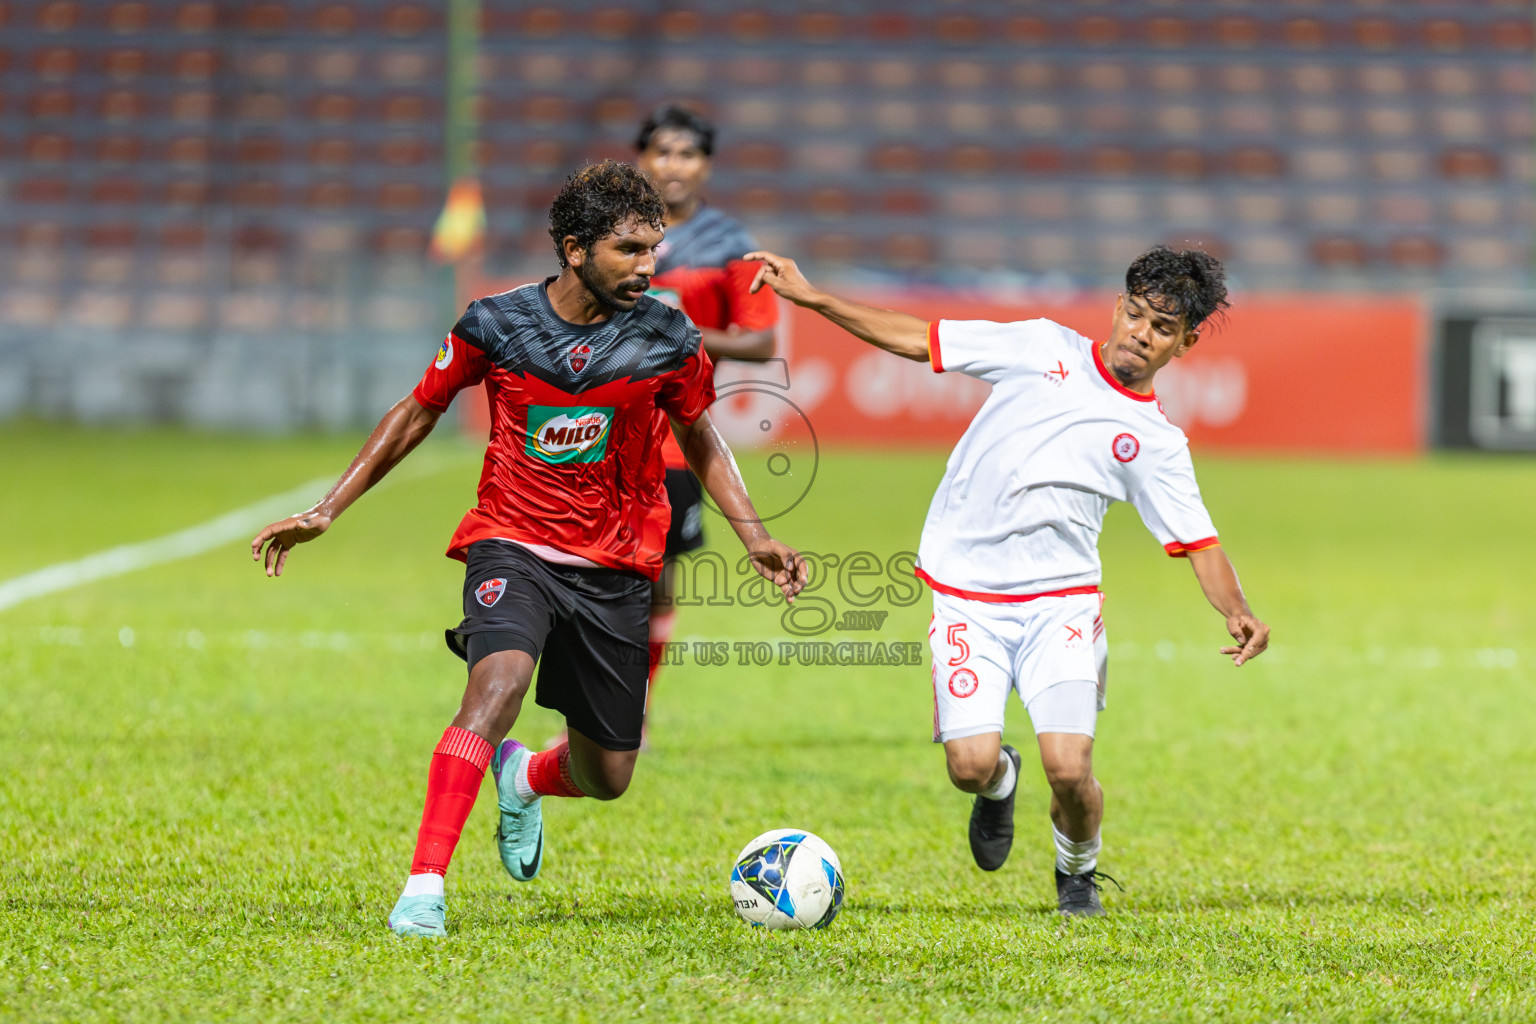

{"left": 435, "top": 337, "right": 453, "bottom": 370}
{"left": 476, "top": 578, "right": 506, "bottom": 608}
{"left": 526, "top": 405, "right": 614, "bottom": 464}
{"left": 1112, "top": 432, "right": 1140, "bottom": 463}
{"left": 948, "top": 668, "right": 979, "bottom": 698}
{"left": 567, "top": 343, "right": 592, "bottom": 374}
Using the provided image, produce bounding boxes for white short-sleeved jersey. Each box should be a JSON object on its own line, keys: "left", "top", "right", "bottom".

{"left": 915, "top": 317, "right": 1219, "bottom": 600}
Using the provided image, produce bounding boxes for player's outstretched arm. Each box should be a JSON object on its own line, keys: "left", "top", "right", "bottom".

{"left": 673, "top": 411, "right": 808, "bottom": 603}
{"left": 699, "top": 325, "right": 776, "bottom": 362}
{"left": 745, "top": 251, "right": 929, "bottom": 362}
{"left": 1186, "top": 546, "right": 1270, "bottom": 666}
{"left": 250, "top": 395, "right": 442, "bottom": 577}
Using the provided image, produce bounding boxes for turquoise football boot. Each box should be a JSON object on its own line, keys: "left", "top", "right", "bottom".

{"left": 491, "top": 739, "right": 544, "bottom": 882}
{"left": 387, "top": 893, "right": 447, "bottom": 937}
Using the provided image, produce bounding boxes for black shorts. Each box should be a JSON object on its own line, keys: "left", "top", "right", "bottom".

{"left": 664, "top": 467, "right": 706, "bottom": 558}
{"left": 446, "top": 539, "right": 652, "bottom": 751}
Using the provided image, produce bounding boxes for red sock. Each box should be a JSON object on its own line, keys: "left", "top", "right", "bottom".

{"left": 526, "top": 741, "right": 585, "bottom": 798}
{"left": 409, "top": 726, "right": 494, "bottom": 877}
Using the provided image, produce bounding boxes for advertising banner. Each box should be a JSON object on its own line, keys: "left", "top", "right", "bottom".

{"left": 462, "top": 280, "right": 1425, "bottom": 455}
{"left": 1436, "top": 313, "right": 1536, "bottom": 451}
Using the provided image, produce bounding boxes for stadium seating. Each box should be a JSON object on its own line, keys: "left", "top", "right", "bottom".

{"left": 0, "top": 0, "right": 1530, "bottom": 425}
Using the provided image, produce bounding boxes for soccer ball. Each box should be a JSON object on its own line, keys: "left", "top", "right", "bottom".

{"left": 729, "top": 828, "right": 845, "bottom": 930}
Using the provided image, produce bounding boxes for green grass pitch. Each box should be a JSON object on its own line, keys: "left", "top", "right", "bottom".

{"left": 2, "top": 420, "right": 1534, "bottom": 1022}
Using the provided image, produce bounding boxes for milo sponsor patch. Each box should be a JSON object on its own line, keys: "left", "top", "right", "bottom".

{"left": 526, "top": 405, "right": 613, "bottom": 463}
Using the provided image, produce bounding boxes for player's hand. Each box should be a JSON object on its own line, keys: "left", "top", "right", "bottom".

{"left": 745, "top": 539, "right": 809, "bottom": 603}
{"left": 1220, "top": 613, "right": 1269, "bottom": 666}
{"left": 250, "top": 509, "right": 332, "bottom": 577}
{"left": 745, "top": 251, "right": 820, "bottom": 307}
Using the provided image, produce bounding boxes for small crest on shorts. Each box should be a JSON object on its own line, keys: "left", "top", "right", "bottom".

{"left": 567, "top": 343, "right": 592, "bottom": 374}
{"left": 948, "top": 667, "right": 979, "bottom": 698}
{"left": 475, "top": 577, "right": 507, "bottom": 608}
{"left": 1112, "top": 432, "right": 1140, "bottom": 463}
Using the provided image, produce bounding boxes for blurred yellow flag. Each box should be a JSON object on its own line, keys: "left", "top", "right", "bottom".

{"left": 429, "top": 178, "right": 487, "bottom": 263}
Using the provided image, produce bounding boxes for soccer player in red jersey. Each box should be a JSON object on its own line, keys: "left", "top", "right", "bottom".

{"left": 250, "top": 163, "right": 807, "bottom": 938}
{"left": 633, "top": 106, "right": 780, "bottom": 726}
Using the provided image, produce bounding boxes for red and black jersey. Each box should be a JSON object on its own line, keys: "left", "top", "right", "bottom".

{"left": 412, "top": 279, "right": 715, "bottom": 581}
{"left": 647, "top": 205, "right": 777, "bottom": 468}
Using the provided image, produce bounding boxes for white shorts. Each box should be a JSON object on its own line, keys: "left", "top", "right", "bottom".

{"left": 928, "top": 590, "right": 1107, "bottom": 743}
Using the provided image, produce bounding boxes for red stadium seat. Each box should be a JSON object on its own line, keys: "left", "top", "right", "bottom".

{"left": 14, "top": 177, "right": 71, "bottom": 202}
{"left": 86, "top": 223, "right": 137, "bottom": 249}
{"left": 809, "top": 187, "right": 858, "bottom": 220}
{"left": 169, "top": 91, "right": 215, "bottom": 120}
{"left": 166, "top": 135, "right": 212, "bottom": 164}
{"left": 1018, "top": 146, "right": 1070, "bottom": 176}
{"left": 243, "top": 2, "right": 287, "bottom": 33}
{"left": 161, "top": 224, "right": 206, "bottom": 249}
{"left": 1422, "top": 20, "right": 1467, "bottom": 53}
{"left": 378, "top": 136, "right": 430, "bottom": 166}
{"left": 1145, "top": 17, "right": 1193, "bottom": 50}
{"left": 1228, "top": 146, "right": 1285, "bottom": 180}
{"left": 35, "top": 1, "right": 79, "bottom": 32}
{"left": 731, "top": 186, "right": 782, "bottom": 218}
{"left": 1439, "top": 148, "right": 1501, "bottom": 182}
{"left": 235, "top": 136, "right": 284, "bottom": 164}
{"left": 104, "top": 48, "right": 149, "bottom": 79}
{"left": 878, "top": 188, "right": 932, "bottom": 217}
{"left": 89, "top": 178, "right": 142, "bottom": 204}
{"left": 724, "top": 141, "right": 787, "bottom": 174}
{"left": 868, "top": 12, "right": 912, "bottom": 43}
{"left": 593, "top": 95, "right": 638, "bottom": 131}
{"left": 591, "top": 8, "right": 636, "bottom": 40}
{"left": 727, "top": 11, "right": 775, "bottom": 43}
{"left": 100, "top": 90, "right": 148, "bottom": 121}
{"left": 312, "top": 4, "right": 356, "bottom": 35}
{"left": 515, "top": 7, "right": 561, "bottom": 38}
{"left": 1213, "top": 17, "right": 1263, "bottom": 50}
{"left": 1005, "top": 16, "right": 1051, "bottom": 47}
{"left": 234, "top": 225, "right": 285, "bottom": 252}
{"left": 175, "top": 3, "right": 217, "bottom": 33}
{"left": 377, "top": 182, "right": 428, "bottom": 211}
{"left": 309, "top": 94, "right": 358, "bottom": 122}
{"left": 796, "top": 11, "right": 843, "bottom": 44}
{"left": 164, "top": 180, "right": 211, "bottom": 206}
{"left": 1076, "top": 16, "right": 1120, "bottom": 48}
{"left": 24, "top": 132, "right": 71, "bottom": 162}
{"left": 880, "top": 233, "right": 934, "bottom": 270}
{"left": 109, "top": 2, "right": 149, "bottom": 33}
{"left": 1161, "top": 147, "right": 1210, "bottom": 180}
{"left": 1490, "top": 20, "right": 1535, "bottom": 53}
{"left": 29, "top": 89, "right": 76, "bottom": 118}
{"left": 807, "top": 232, "right": 858, "bottom": 265}
{"left": 32, "top": 46, "right": 79, "bottom": 78}
{"left": 306, "top": 182, "right": 353, "bottom": 209}
{"left": 1388, "top": 238, "right": 1445, "bottom": 271}
{"left": 947, "top": 145, "right": 1001, "bottom": 177}
{"left": 1087, "top": 146, "right": 1137, "bottom": 178}
{"left": 660, "top": 9, "right": 705, "bottom": 41}
{"left": 517, "top": 138, "right": 566, "bottom": 174}
{"left": 308, "top": 137, "right": 353, "bottom": 166}
{"left": 373, "top": 226, "right": 427, "bottom": 255}
{"left": 231, "top": 181, "right": 283, "bottom": 207}
{"left": 523, "top": 95, "right": 572, "bottom": 127}
{"left": 1311, "top": 236, "right": 1371, "bottom": 269}
{"left": 97, "top": 135, "right": 142, "bottom": 162}
{"left": 936, "top": 14, "right": 984, "bottom": 46}
{"left": 1283, "top": 19, "right": 1331, "bottom": 51}
{"left": 1353, "top": 18, "right": 1397, "bottom": 52}
{"left": 869, "top": 143, "right": 927, "bottom": 176}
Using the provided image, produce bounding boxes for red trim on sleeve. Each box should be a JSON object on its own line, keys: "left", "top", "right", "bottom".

{"left": 915, "top": 567, "right": 1099, "bottom": 603}
{"left": 1091, "top": 338, "right": 1157, "bottom": 403}
{"left": 928, "top": 321, "right": 944, "bottom": 373}
{"left": 1163, "top": 537, "right": 1220, "bottom": 558}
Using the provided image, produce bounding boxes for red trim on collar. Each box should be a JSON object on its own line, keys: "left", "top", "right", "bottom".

{"left": 1092, "top": 339, "right": 1157, "bottom": 403}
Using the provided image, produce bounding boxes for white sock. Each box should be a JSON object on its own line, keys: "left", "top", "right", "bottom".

{"left": 402, "top": 872, "right": 444, "bottom": 899}
{"left": 1053, "top": 825, "right": 1100, "bottom": 875}
{"left": 513, "top": 752, "right": 537, "bottom": 804}
{"left": 979, "top": 749, "right": 1017, "bottom": 801}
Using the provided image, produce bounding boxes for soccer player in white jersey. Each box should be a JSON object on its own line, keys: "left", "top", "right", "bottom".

{"left": 747, "top": 245, "right": 1270, "bottom": 915}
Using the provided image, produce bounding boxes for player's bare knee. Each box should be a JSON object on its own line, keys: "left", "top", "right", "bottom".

{"left": 1041, "top": 753, "right": 1094, "bottom": 794}
{"left": 944, "top": 742, "right": 1001, "bottom": 790}
{"left": 577, "top": 751, "right": 638, "bottom": 800}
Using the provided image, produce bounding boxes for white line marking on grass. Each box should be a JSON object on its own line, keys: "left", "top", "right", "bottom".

{"left": 0, "top": 446, "right": 480, "bottom": 614}
{"left": 0, "top": 476, "right": 333, "bottom": 613}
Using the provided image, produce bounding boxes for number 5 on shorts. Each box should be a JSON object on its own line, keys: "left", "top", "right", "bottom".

{"left": 946, "top": 623, "right": 969, "bottom": 666}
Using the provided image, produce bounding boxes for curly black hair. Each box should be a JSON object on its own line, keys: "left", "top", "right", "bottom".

{"left": 1125, "top": 245, "right": 1230, "bottom": 333}
{"left": 635, "top": 104, "right": 715, "bottom": 156}
{"left": 547, "top": 160, "right": 667, "bottom": 267}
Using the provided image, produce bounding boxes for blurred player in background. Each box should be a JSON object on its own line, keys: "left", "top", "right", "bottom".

{"left": 251, "top": 162, "right": 805, "bottom": 938}
{"left": 748, "top": 245, "right": 1269, "bottom": 916}
{"left": 632, "top": 105, "right": 780, "bottom": 738}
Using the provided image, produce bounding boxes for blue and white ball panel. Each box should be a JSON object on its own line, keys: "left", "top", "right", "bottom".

{"left": 730, "top": 828, "right": 845, "bottom": 931}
